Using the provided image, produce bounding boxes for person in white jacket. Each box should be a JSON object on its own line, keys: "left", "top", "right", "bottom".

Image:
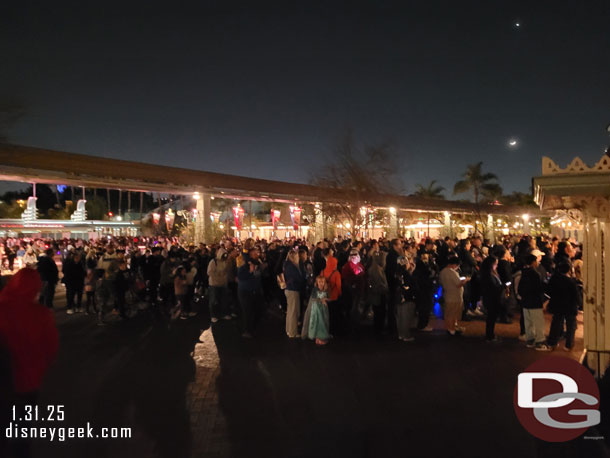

{"left": 439, "top": 256, "right": 470, "bottom": 336}
{"left": 207, "top": 248, "right": 231, "bottom": 323}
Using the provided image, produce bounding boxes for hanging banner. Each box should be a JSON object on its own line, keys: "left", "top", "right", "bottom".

{"left": 233, "top": 206, "right": 244, "bottom": 230}
{"left": 210, "top": 211, "right": 220, "bottom": 223}
{"left": 289, "top": 205, "right": 301, "bottom": 230}
{"left": 152, "top": 212, "right": 161, "bottom": 225}
{"left": 271, "top": 209, "right": 281, "bottom": 230}
{"left": 165, "top": 209, "right": 175, "bottom": 231}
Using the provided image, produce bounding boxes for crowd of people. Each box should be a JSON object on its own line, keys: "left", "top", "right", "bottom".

{"left": 0, "top": 231, "right": 583, "bottom": 350}
{"left": 0, "top": 229, "right": 587, "bottom": 455}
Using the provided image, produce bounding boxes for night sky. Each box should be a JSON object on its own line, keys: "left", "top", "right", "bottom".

{"left": 1, "top": 1, "right": 609, "bottom": 195}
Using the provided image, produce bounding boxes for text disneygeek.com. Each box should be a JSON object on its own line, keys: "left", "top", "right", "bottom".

{"left": 6, "top": 405, "right": 131, "bottom": 442}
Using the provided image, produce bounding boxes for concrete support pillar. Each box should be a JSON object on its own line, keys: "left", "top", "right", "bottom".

{"left": 522, "top": 213, "right": 531, "bottom": 235}
{"left": 195, "top": 193, "right": 212, "bottom": 244}
{"left": 139, "top": 192, "right": 144, "bottom": 219}
{"left": 583, "top": 216, "right": 610, "bottom": 376}
{"left": 388, "top": 208, "right": 398, "bottom": 239}
{"left": 314, "top": 204, "right": 325, "bottom": 241}
{"left": 486, "top": 214, "right": 495, "bottom": 243}
{"left": 443, "top": 211, "right": 451, "bottom": 238}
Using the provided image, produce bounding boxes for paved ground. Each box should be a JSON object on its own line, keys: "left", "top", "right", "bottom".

{"left": 24, "top": 286, "right": 605, "bottom": 458}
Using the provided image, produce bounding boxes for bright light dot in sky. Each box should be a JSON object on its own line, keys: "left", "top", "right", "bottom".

{"left": 515, "top": 22, "right": 520, "bottom": 27}
{"left": 509, "top": 139, "right": 518, "bottom": 147}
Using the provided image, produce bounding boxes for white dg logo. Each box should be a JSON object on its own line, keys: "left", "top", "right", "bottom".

{"left": 517, "top": 372, "right": 600, "bottom": 429}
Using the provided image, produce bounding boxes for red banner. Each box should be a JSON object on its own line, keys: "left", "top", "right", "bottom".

{"left": 233, "top": 206, "right": 245, "bottom": 230}
{"left": 271, "top": 209, "right": 281, "bottom": 230}
{"left": 289, "top": 205, "right": 301, "bottom": 230}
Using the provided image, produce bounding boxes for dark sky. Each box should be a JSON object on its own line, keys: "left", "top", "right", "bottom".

{"left": 1, "top": 1, "right": 609, "bottom": 195}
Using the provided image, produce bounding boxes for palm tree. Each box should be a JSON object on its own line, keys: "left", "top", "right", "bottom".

{"left": 500, "top": 191, "right": 536, "bottom": 207}
{"left": 453, "top": 162, "right": 502, "bottom": 234}
{"left": 413, "top": 180, "right": 446, "bottom": 199}
{"left": 453, "top": 162, "right": 502, "bottom": 205}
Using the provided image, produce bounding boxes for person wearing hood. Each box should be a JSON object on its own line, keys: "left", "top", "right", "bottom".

{"left": 341, "top": 249, "right": 366, "bottom": 328}
{"left": 0, "top": 268, "right": 59, "bottom": 457}
{"left": 366, "top": 243, "right": 389, "bottom": 335}
{"left": 322, "top": 248, "right": 342, "bottom": 335}
{"left": 207, "top": 247, "right": 231, "bottom": 323}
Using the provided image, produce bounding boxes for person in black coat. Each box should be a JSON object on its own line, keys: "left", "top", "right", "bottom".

{"left": 480, "top": 255, "right": 504, "bottom": 342}
{"left": 546, "top": 262, "right": 579, "bottom": 350}
{"left": 385, "top": 239, "right": 403, "bottom": 333}
{"left": 414, "top": 254, "right": 435, "bottom": 331}
{"left": 458, "top": 239, "right": 479, "bottom": 317}
{"left": 493, "top": 245, "right": 514, "bottom": 324}
{"left": 144, "top": 248, "right": 163, "bottom": 302}
{"left": 553, "top": 241, "right": 573, "bottom": 270}
{"left": 518, "top": 254, "right": 550, "bottom": 350}
{"left": 37, "top": 248, "right": 59, "bottom": 308}
{"left": 312, "top": 242, "right": 326, "bottom": 277}
{"left": 114, "top": 260, "right": 131, "bottom": 319}
{"left": 62, "top": 251, "right": 86, "bottom": 313}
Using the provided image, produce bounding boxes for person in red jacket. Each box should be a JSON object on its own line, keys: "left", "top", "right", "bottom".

{"left": 0, "top": 267, "right": 59, "bottom": 457}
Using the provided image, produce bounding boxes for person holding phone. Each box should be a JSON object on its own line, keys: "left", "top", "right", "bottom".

{"left": 480, "top": 255, "right": 504, "bottom": 342}
{"left": 439, "top": 256, "right": 469, "bottom": 336}
{"left": 237, "top": 247, "right": 264, "bottom": 338}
